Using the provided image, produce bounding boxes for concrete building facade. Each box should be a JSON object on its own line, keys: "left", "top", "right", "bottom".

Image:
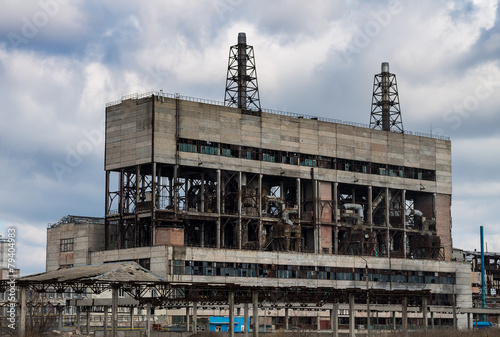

{"left": 95, "top": 92, "right": 469, "bottom": 330}
{"left": 46, "top": 215, "right": 105, "bottom": 272}
{"left": 0, "top": 235, "right": 20, "bottom": 279}
{"left": 41, "top": 91, "right": 474, "bottom": 332}
{"left": 104, "top": 93, "right": 452, "bottom": 261}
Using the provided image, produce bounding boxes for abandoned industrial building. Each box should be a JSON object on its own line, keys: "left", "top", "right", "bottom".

{"left": 8, "top": 33, "right": 500, "bottom": 337}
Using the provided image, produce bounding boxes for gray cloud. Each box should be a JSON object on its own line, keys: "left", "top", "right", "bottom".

{"left": 1, "top": 0, "right": 499, "bottom": 275}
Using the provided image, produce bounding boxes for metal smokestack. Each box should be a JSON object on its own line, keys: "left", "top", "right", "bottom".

{"left": 381, "top": 62, "right": 389, "bottom": 73}
{"left": 237, "top": 32, "right": 247, "bottom": 109}
{"left": 381, "top": 62, "right": 390, "bottom": 131}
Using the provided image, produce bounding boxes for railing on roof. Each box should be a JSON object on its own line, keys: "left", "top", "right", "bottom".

{"left": 48, "top": 215, "right": 105, "bottom": 228}
{"left": 106, "top": 91, "right": 450, "bottom": 141}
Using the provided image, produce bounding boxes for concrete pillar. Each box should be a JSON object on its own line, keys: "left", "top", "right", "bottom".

{"left": 152, "top": 164, "right": 158, "bottom": 219}
{"left": 105, "top": 170, "right": 110, "bottom": 244}
{"left": 349, "top": 294, "right": 355, "bottom": 337}
{"left": 258, "top": 174, "right": 263, "bottom": 249}
{"left": 316, "top": 312, "right": 321, "bottom": 330}
{"left": 244, "top": 303, "right": 249, "bottom": 337}
{"left": 229, "top": 292, "right": 235, "bottom": 337}
{"left": 185, "top": 307, "right": 190, "bottom": 332}
{"left": 367, "top": 293, "right": 371, "bottom": 336}
{"left": 201, "top": 222, "right": 205, "bottom": 248}
{"left": 119, "top": 169, "right": 125, "bottom": 249}
{"left": 103, "top": 306, "right": 108, "bottom": 337}
{"left": 18, "top": 286, "right": 26, "bottom": 337}
{"left": 332, "top": 303, "right": 339, "bottom": 337}
{"left": 333, "top": 182, "right": 338, "bottom": 223}
{"left": 392, "top": 311, "right": 396, "bottom": 330}
{"left": 312, "top": 170, "right": 319, "bottom": 254}
{"left": 402, "top": 297, "right": 408, "bottom": 333}
{"left": 252, "top": 291, "right": 259, "bottom": 337}
{"left": 217, "top": 169, "right": 221, "bottom": 248}
{"left": 402, "top": 189, "right": 407, "bottom": 258}
{"left": 467, "top": 312, "right": 471, "bottom": 330}
{"left": 192, "top": 301, "right": 198, "bottom": 333}
{"left": 112, "top": 287, "right": 118, "bottom": 337}
{"left": 130, "top": 306, "right": 134, "bottom": 329}
{"left": 57, "top": 306, "right": 63, "bottom": 333}
{"left": 136, "top": 165, "right": 140, "bottom": 203}
{"left": 86, "top": 307, "right": 90, "bottom": 334}
{"left": 238, "top": 172, "right": 242, "bottom": 249}
{"left": 146, "top": 303, "right": 151, "bottom": 337}
{"left": 453, "top": 304, "right": 457, "bottom": 330}
{"left": 173, "top": 166, "right": 178, "bottom": 213}
{"left": 296, "top": 178, "right": 301, "bottom": 221}
{"left": 334, "top": 226, "right": 339, "bottom": 254}
{"left": 76, "top": 304, "right": 81, "bottom": 332}
{"left": 422, "top": 296, "right": 428, "bottom": 330}
{"left": 431, "top": 311, "right": 434, "bottom": 330}
{"left": 329, "top": 309, "right": 334, "bottom": 336}
{"left": 201, "top": 172, "right": 205, "bottom": 212}
{"left": 285, "top": 308, "right": 289, "bottom": 330}
{"left": 385, "top": 188, "right": 391, "bottom": 258}
{"left": 367, "top": 186, "right": 373, "bottom": 225}
{"left": 453, "top": 290, "right": 457, "bottom": 330}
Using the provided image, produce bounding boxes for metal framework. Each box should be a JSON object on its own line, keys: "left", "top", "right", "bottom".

{"left": 104, "top": 156, "right": 444, "bottom": 260}
{"left": 370, "top": 62, "right": 403, "bottom": 132}
{"left": 4, "top": 262, "right": 431, "bottom": 337}
{"left": 224, "top": 32, "right": 261, "bottom": 114}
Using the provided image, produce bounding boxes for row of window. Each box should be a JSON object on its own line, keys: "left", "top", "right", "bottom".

{"left": 178, "top": 139, "right": 436, "bottom": 181}
{"left": 172, "top": 260, "right": 455, "bottom": 285}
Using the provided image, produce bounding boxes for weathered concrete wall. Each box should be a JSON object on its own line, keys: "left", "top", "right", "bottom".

{"left": 92, "top": 246, "right": 470, "bottom": 307}
{"left": 46, "top": 222, "right": 104, "bottom": 272}
{"left": 435, "top": 194, "right": 452, "bottom": 261}
{"left": 105, "top": 97, "right": 153, "bottom": 170}
{"left": 94, "top": 332, "right": 192, "bottom": 337}
{"left": 91, "top": 245, "right": 169, "bottom": 277}
{"left": 105, "top": 96, "right": 452, "bottom": 195}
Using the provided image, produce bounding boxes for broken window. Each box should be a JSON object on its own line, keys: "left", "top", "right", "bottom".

{"left": 60, "top": 238, "right": 74, "bottom": 252}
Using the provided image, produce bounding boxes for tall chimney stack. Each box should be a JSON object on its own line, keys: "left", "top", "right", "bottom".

{"left": 370, "top": 62, "right": 403, "bottom": 132}
{"left": 224, "top": 32, "right": 261, "bottom": 114}
{"left": 237, "top": 33, "right": 247, "bottom": 109}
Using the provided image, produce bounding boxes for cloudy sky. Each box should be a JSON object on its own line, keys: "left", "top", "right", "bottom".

{"left": 1, "top": 0, "right": 499, "bottom": 275}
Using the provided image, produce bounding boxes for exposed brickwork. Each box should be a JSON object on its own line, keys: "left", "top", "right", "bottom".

{"left": 435, "top": 193, "right": 452, "bottom": 261}
{"left": 319, "top": 182, "right": 332, "bottom": 222}
{"left": 155, "top": 227, "right": 185, "bottom": 246}
{"left": 320, "top": 226, "right": 332, "bottom": 253}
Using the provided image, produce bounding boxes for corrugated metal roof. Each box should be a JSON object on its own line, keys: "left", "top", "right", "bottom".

{"left": 19, "top": 262, "right": 165, "bottom": 284}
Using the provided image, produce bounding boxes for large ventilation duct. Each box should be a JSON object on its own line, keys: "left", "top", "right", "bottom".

{"left": 405, "top": 209, "right": 423, "bottom": 217}
{"left": 342, "top": 203, "right": 364, "bottom": 221}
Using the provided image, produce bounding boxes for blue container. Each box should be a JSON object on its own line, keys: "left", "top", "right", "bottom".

{"left": 208, "top": 316, "right": 250, "bottom": 332}
{"left": 473, "top": 321, "right": 493, "bottom": 329}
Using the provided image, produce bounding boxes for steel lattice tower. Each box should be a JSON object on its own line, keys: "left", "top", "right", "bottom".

{"left": 224, "top": 32, "right": 261, "bottom": 114}
{"left": 370, "top": 62, "right": 403, "bottom": 132}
